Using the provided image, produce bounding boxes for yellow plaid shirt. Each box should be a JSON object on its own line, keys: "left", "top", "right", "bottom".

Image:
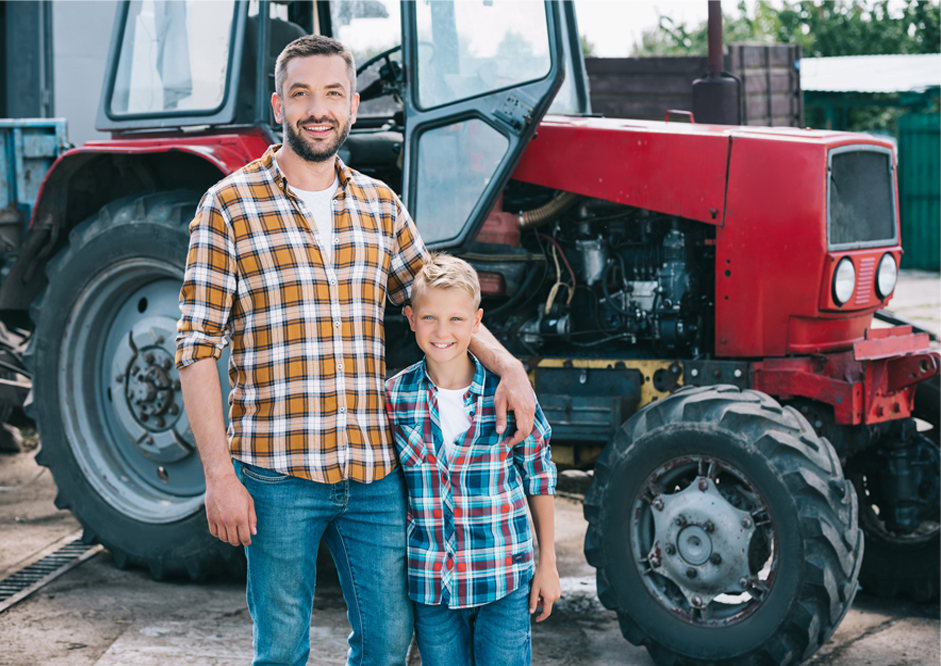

{"left": 176, "top": 146, "right": 427, "bottom": 483}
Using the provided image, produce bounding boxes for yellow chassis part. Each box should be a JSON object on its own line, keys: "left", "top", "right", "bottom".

{"left": 527, "top": 358, "right": 684, "bottom": 468}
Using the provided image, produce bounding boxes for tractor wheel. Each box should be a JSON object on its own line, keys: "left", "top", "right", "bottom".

{"left": 27, "top": 191, "right": 241, "bottom": 580}
{"left": 584, "top": 385, "right": 862, "bottom": 666}
{"left": 850, "top": 375, "right": 940, "bottom": 601}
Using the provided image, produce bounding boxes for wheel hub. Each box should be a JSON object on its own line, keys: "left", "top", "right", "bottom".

{"left": 648, "top": 476, "right": 756, "bottom": 606}
{"left": 110, "top": 316, "right": 193, "bottom": 464}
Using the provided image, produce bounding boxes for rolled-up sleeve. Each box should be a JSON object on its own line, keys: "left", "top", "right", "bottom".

{"left": 387, "top": 194, "right": 428, "bottom": 306}
{"left": 175, "top": 194, "right": 237, "bottom": 368}
{"left": 513, "top": 400, "right": 556, "bottom": 496}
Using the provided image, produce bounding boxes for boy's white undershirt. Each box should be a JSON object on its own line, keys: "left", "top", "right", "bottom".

{"left": 436, "top": 386, "right": 472, "bottom": 463}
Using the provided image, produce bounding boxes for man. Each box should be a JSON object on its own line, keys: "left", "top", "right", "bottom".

{"left": 176, "top": 35, "right": 536, "bottom": 666}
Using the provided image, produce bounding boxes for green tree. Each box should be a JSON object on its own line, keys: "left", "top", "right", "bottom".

{"left": 581, "top": 34, "right": 596, "bottom": 57}
{"left": 633, "top": 0, "right": 940, "bottom": 57}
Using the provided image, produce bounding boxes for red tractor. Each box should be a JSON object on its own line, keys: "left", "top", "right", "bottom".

{"left": 4, "top": 2, "right": 937, "bottom": 665}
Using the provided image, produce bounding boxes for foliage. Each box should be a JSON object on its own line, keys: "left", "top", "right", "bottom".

{"left": 633, "top": 0, "right": 941, "bottom": 58}
{"left": 581, "top": 34, "right": 597, "bottom": 57}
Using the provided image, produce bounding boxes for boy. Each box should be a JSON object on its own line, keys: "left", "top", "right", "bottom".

{"left": 385, "top": 254, "right": 560, "bottom": 666}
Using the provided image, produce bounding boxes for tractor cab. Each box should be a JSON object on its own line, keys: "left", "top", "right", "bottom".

{"left": 95, "top": 0, "right": 589, "bottom": 252}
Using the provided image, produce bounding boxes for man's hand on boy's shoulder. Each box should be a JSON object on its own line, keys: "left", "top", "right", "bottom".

{"left": 494, "top": 361, "right": 535, "bottom": 446}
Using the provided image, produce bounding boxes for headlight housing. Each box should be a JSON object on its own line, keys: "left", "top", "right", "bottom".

{"left": 876, "top": 253, "right": 898, "bottom": 299}
{"left": 833, "top": 257, "right": 856, "bottom": 305}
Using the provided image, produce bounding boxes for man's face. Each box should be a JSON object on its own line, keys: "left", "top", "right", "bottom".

{"left": 272, "top": 54, "right": 359, "bottom": 164}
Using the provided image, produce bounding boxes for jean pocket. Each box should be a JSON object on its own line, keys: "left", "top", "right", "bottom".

{"left": 240, "top": 462, "right": 292, "bottom": 483}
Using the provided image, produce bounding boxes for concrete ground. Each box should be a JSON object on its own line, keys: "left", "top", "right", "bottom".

{"left": 0, "top": 270, "right": 938, "bottom": 665}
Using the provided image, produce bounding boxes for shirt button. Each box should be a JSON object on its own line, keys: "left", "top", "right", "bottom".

{"left": 330, "top": 278, "right": 337, "bottom": 285}
{"left": 334, "top": 320, "right": 340, "bottom": 328}
{"left": 339, "top": 407, "right": 347, "bottom": 414}
{"left": 336, "top": 363, "right": 343, "bottom": 371}
{"left": 334, "top": 237, "right": 340, "bottom": 244}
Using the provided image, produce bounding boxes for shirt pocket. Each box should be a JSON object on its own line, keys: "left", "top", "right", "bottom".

{"left": 395, "top": 422, "right": 429, "bottom": 467}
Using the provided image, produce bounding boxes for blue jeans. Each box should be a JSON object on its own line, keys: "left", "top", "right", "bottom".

{"left": 235, "top": 461, "right": 413, "bottom": 666}
{"left": 413, "top": 583, "right": 532, "bottom": 666}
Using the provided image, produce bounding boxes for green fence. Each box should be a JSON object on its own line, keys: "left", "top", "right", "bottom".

{"left": 898, "top": 111, "right": 940, "bottom": 271}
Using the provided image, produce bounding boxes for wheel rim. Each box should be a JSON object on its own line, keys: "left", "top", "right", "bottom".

{"left": 59, "top": 258, "right": 223, "bottom": 524}
{"left": 631, "top": 455, "right": 777, "bottom": 625}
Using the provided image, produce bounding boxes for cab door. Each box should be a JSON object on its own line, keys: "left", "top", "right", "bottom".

{"left": 401, "top": 1, "right": 565, "bottom": 251}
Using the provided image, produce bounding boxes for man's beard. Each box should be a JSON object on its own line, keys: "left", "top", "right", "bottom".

{"left": 284, "top": 115, "right": 351, "bottom": 164}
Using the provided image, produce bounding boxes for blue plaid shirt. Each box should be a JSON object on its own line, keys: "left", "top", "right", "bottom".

{"left": 385, "top": 353, "right": 555, "bottom": 609}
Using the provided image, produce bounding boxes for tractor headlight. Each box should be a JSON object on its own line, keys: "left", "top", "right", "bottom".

{"left": 833, "top": 257, "right": 856, "bottom": 305}
{"left": 876, "top": 253, "right": 898, "bottom": 299}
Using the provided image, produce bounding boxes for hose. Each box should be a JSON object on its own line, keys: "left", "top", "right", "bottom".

{"left": 518, "top": 192, "right": 580, "bottom": 229}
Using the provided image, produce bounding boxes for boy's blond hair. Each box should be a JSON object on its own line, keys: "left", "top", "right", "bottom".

{"left": 410, "top": 253, "right": 481, "bottom": 310}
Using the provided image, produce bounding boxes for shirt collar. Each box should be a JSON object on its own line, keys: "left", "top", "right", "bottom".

{"left": 260, "top": 144, "right": 354, "bottom": 193}
{"left": 420, "top": 351, "right": 486, "bottom": 397}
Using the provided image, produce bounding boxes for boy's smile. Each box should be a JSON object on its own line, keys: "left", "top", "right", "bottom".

{"left": 405, "top": 286, "right": 483, "bottom": 389}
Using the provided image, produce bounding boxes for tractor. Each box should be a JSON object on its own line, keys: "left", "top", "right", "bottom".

{"left": 2, "top": 2, "right": 937, "bottom": 665}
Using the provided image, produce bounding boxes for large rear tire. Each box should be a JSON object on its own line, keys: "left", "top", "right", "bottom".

{"left": 28, "top": 191, "right": 241, "bottom": 580}
{"left": 584, "top": 385, "right": 862, "bottom": 666}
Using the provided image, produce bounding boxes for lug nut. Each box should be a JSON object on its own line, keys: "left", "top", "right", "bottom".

{"left": 674, "top": 515, "right": 687, "bottom": 527}
{"left": 140, "top": 413, "right": 149, "bottom": 422}
{"left": 649, "top": 553, "right": 661, "bottom": 568}
{"left": 115, "top": 374, "right": 124, "bottom": 383}
{"left": 710, "top": 553, "right": 722, "bottom": 565}
{"left": 698, "top": 478, "right": 709, "bottom": 492}
{"left": 155, "top": 416, "right": 165, "bottom": 428}
{"left": 739, "top": 576, "right": 751, "bottom": 589}
{"left": 686, "top": 568, "right": 697, "bottom": 579}
{"left": 145, "top": 353, "right": 154, "bottom": 364}
{"left": 163, "top": 359, "right": 172, "bottom": 370}
{"left": 690, "top": 595, "right": 704, "bottom": 608}
{"left": 665, "top": 544, "right": 676, "bottom": 555}
{"left": 742, "top": 517, "right": 753, "bottom": 529}
{"left": 703, "top": 520, "right": 715, "bottom": 533}
{"left": 169, "top": 404, "right": 179, "bottom": 415}
{"left": 172, "top": 380, "right": 181, "bottom": 391}
{"left": 652, "top": 497, "right": 664, "bottom": 511}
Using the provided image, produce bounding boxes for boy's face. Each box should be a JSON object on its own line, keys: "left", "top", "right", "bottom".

{"left": 404, "top": 286, "right": 483, "bottom": 368}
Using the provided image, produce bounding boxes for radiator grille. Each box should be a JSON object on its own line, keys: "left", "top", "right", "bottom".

{"left": 828, "top": 148, "right": 896, "bottom": 248}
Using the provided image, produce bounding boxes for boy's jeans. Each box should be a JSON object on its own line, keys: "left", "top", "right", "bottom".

{"left": 413, "top": 583, "right": 532, "bottom": 666}
{"left": 235, "top": 461, "right": 413, "bottom": 666}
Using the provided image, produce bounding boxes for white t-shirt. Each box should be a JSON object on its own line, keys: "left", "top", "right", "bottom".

{"left": 437, "top": 386, "right": 472, "bottom": 464}
{"left": 293, "top": 177, "right": 340, "bottom": 264}
{"left": 274, "top": 155, "right": 340, "bottom": 263}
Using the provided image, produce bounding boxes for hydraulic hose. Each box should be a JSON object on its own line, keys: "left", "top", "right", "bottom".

{"left": 518, "top": 191, "right": 580, "bottom": 229}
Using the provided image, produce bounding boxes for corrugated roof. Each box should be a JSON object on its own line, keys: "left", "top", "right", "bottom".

{"left": 801, "top": 53, "right": 941, "bottom": 94}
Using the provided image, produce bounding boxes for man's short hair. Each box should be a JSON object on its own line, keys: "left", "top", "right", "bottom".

{"left": 275, "top": 35, "right": 356, "bottom": 97}
{"left": 411, "top": 253, "right": 482, "bottom": 310}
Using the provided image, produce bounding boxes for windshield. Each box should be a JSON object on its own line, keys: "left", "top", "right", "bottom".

{"left": 109, "top": 0, "right": 236, "bottom": 116}
{"left": 414, "top": 0, "right": 552, "bottom": 110}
